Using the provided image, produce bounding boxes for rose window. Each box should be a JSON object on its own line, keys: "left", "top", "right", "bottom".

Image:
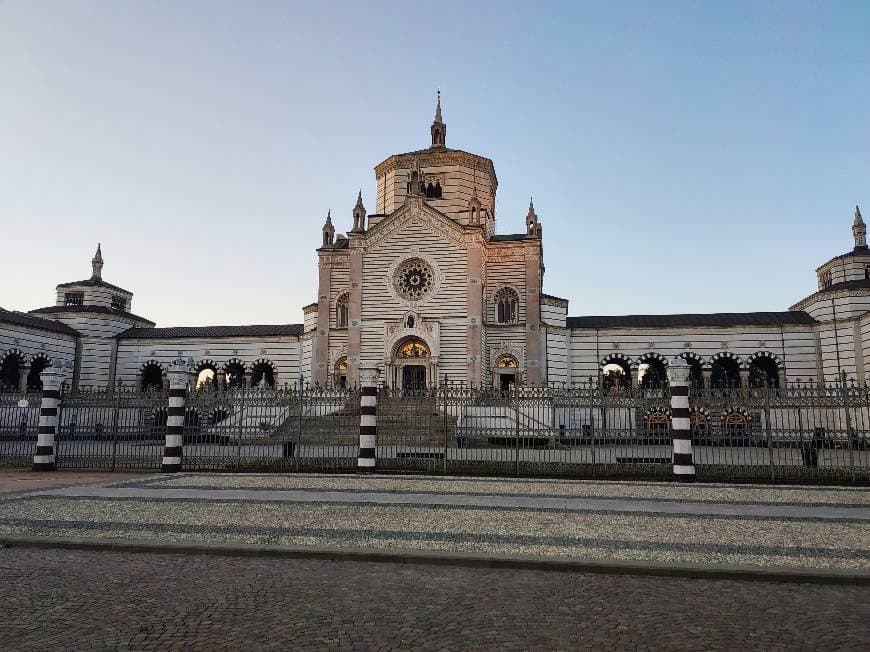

{"left": 394, "top": 258, "right": 435, "bottom": 301}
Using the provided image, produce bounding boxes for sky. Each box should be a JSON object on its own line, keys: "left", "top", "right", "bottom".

{"left": 1, "top": 1, "right": 869, "bottom": 326}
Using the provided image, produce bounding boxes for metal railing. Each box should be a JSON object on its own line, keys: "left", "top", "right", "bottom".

{"left": 0, "top": 379, "right": 868, "bottom": 483}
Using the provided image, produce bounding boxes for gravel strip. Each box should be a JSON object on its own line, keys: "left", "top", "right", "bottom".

{"left": 143, "top": 473, "right": 870, "bottom": 505}
{"left": 1, "top": 521, "right": 866, "bottom": 571}
{"left": 2, "top": 498, "right": 867, "bottom": 563}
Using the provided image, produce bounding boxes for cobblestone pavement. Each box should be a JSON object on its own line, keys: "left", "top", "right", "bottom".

{"left": 1, "top": 473, "right": 868, "bottom": 570}
{"left": 1, "top": 547, "right": 868, "bottom": 651}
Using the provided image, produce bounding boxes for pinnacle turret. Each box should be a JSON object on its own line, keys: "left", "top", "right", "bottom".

{"left": 853, "top": 205, "right": 866, "bottom": 249}
{"left": 322, "top": 210, "right": 335, "bottom": 247}
{"left": 430, "top": 90, "right": 446, "bottom": 148}
{"left": 351, "top": 190, "right": 366, "bottom": 232}
{"left": 91, "top": 243, "right": 104, "bottom": 280}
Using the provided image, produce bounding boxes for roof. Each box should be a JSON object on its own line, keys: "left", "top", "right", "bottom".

{"left": 30, "top": 304, "right": 155, "bottom": 326}
{"left": 490, "top": 234, "right": 527, "bottom": 242}
{"left": 0, "top": 307, "right": 80, "bottom": 336}
{"left": 566, "top": 311, "right": 817, "bottom": 330}
{"left": 540, "top": 293, "right": 569, "bottom": 304}
{"left": 818, "top": 245, "right": 870, "bottom": 270}
{"left": 789, "top": 278, "right": 870, "bottom": 310}
{"left": 117, "top": 324, "right": 304, "bottom": 340}
{"left": 56, "top": 278, "right": 132, "bottom": 294}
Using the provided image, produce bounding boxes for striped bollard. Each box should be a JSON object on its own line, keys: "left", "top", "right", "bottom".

{"left": 32, "top": 367, "right": 65, "bottom": 471}
{"left": 667, "top": 356, "right": 695, "bottom": 482}
{"left": 358, "top": 362, "right": 378, "bottom": 469}
{"left": 161, "top": 364, "right": 189, "bottom": 472}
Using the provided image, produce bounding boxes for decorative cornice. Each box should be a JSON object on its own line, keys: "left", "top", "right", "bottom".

{"left": 374, "top": 149, "right": 497, "bottom": 189}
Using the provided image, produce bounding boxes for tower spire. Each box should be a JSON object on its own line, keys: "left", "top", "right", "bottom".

{"left": 854, "top": 205, "right": 866, "bottom": 249}
{"left": 351, "top": 190, "right": 366, "bottom": 232}
{"left": 322, "top": 210, "right": 335, "bottom": 247}
{"left": 430, "top": 90, "right": 446, "bottom": 148}
{"left": 91, "top": 243, "right": 104, "bottom": 280}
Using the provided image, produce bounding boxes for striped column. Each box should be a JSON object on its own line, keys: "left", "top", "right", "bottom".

{"left": 161, "top": 365, "right": 189, "bottom": 473}
{"left": 32, "top": 367, "right": 64, "bottom": 471}
{"left": 358, "top": 362, "right": 378, "bottom": 469}
{"left": 667, "top": 356, "right": 695, "bottom": 482}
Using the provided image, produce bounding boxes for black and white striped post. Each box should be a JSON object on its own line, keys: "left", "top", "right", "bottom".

{"left": 161, "top": 360, "right": 191, "bottom": 473}
{"left": 358, "top": 361, "right": 378, "bottom": 469}
{"left": 32, "top": 366, "right": 65, "bottom": 471}
{"left": 667, "top": 356, "right": 695, "bottom": 482}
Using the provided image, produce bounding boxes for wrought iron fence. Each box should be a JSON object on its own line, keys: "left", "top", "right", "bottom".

{"left": 55, "top": 383, "right": 168, "bottom": 471}
{"left": 0, "top": 379, "right": 868, "bottom": 483}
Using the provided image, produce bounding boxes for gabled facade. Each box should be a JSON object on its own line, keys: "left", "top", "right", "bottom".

{"left": 0, "top": 100, "right": 867, "bottom": 393}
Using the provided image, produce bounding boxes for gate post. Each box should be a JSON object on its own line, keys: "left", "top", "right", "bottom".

{"left": 32, "top": 366, "right": 65, "bottom": 471}
{"left": 358, "top": 361, "right": 378, "bottom": 469}
{"left": 161, "top": 362, "right": 189, "bottom": 473}
{"left": 667, "top": 356, "right": 695, "bottom": 482}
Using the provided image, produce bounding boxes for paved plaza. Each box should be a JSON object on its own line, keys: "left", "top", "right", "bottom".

{"left": 0, "top": 471, "right": 868, "bottom": 571}
{"left": 1, "top": 546, "right": 869, "bottom": 650}
{"left": 0, "top": 471, "right": 868, "bottom": 649}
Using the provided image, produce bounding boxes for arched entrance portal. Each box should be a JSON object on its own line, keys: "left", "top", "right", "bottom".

{"left": 393, "top": 338, "right": 430, "bottom": 392}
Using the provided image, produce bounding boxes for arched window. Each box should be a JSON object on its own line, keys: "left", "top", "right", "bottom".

{"left": 494, "top": 287, "right": 519, "bottom": 324}
{"left": 334, "top": 356, "right": 348, "bottom": 389}
{"left": 748, "top": 356, "right": 779, "bottom": 388}
{"left": 224, "top": 361, "right": 246, "bottom": 389}
{"left": 426, "top": 182, "right": 435, "bottom": 198}
{"left": 496, "top": 354, "right": 518, "bottom": 368}
{"left": 397, "top": 338, "right": 430, "bottom": 358}
{"left": 27, "top": 356, "right": 51, "bottom": 391}
{"left": 0, "top": 352, "right": 24, "bottom": 391}
{"left": 141, "top": 363, "right": 164, "bottom": 391}
{"left": 335, "top": 292, "right": 349, "bottom": 328}
{"left": 601, "top": 358, "right": 631, "bottom": 393}
{"left": 194, "top": 365, "right": 217, "bottom": 390}
{"left": 711, "top": 356, "right": 741, "bottom": 390}
{"left": 864, "top": 266, "right": 869, "bottom": 280}
{"left": 434, "top": 182, "right": 442, "bottom": 198}
{"left": 638, "top": 357, "right": 667, "bottom": 390}
{"left": 251, "top": 361, "right": 275, "bottom": 388}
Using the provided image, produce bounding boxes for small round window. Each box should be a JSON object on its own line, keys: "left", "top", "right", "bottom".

{"left": 394, "top": 258, "right": 435, "bottom": 302}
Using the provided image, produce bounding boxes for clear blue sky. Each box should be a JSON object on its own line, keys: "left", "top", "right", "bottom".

{"left": 2, "top": 1, "right": 868, "bottom": 326}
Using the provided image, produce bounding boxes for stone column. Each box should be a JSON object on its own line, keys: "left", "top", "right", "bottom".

{"left": 667, "top": 357, "right": 695, "bottom": 482}
{"left": 739, "top": 369, "right": 750, "bottom": 389}
{"left": 32, "top": 367, "right": 64, "bottom": 471}
{"left": 358, "top": 362, "right": 378, "bottom": 469}
{"left": 348, "top": 243, "right": 363, "bottom": 387}
{"left": 216, "top": 369, "right": 226, "bottom": 390}
{"left": 702, "top": 369, "right": 712, "bottom": 394}
{"left": 524, "top": 250, "right": 543, "bottom": 384}
{"left": 244, "top": 369, "right": 252, "bottom": 388}
{"left": 161, "top": 364, "right": 188, "bottom": 473}
{"left": 466, "top": 244, "right": 483, "bottom": 386}
{"left": 314, "top": 255, "right": 333, "bottom": 387}
{"left": 18, "top": 367, "right": 29, "bottom": 393}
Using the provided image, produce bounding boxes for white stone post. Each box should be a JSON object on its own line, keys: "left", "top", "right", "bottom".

{"left": 161, "top": 364, "right": 189, "bottom": 473}
{"left": 32, "top": 367, "right": 64, "bottom": 471}
{"left": 667, "top": 356, "right": 695, "bottom": 482}
{"left": 358, "top": 362, "right": 378, "bottom": 469}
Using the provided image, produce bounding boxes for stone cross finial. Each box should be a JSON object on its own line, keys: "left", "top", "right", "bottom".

{"left": 91, "top": 243, "right": 103, "bottom": 280}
